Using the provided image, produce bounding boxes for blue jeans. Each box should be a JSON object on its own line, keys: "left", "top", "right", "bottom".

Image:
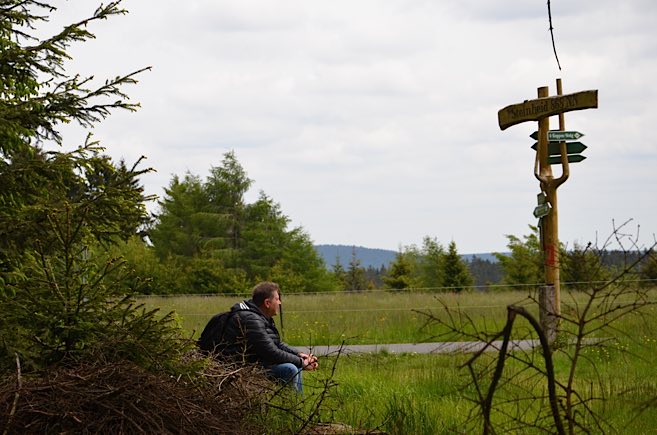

{"left": 269, "top": 363, "right": 303, "bottom": 393}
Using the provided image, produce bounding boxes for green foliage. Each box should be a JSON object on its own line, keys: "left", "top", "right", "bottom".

{"left": 0, "top": 145, "right": 191, "bottom": 372}
{"left": 0, "top": 2, "right": 147, "bottom": 152}
{"left": 383, "top": 250, "right": 415, "bottom": 290}
{"left": 144, "top": 289, "right": 657, "bottom": 432}
{"left": 442, "top": 240, "right": 473, "bottom": 292}
{"left": 331, "top": 257, "right": 346, "bottom": 286}
{"left": 149, "top": 173, "right": 207, "bottom": 258}
{"left": 639, "top": 250, "right": 657, "bottom": 287}
{"left": 465, "top": 255, "right": 503, "bottom": 287}
{"left": 561, "top": 241, "right": 610, "bottom": 290}
{"left": 0, "top": 1, "right": 189, "bottom": 373}
{"left": 383, "top": 237, "right": 472, "bottom": 292}
{"left": 416, "top": 236, "right": 445, "bottom": 290}
{"left": 148, "top": 151, "right": 335, "bottom": 293}
{"left": 344, "top": 247, "right": 368, "bottom": 291}
{"left": 494, "top": 225, "right": 544, "bottom": 287}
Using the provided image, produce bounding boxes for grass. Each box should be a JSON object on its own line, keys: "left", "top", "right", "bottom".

{"left": 307, "top": 352, "right": 472, "bottom": 434}
{"left": 141, "top": 289, "right": 540, "bottom": 346}
{"left": 141, "top": 288, "right": 657, "bottom": 433}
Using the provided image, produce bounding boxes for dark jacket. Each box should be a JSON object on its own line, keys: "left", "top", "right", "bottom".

{"left": 222, "top": 299, "right": 302, "bottom": 369}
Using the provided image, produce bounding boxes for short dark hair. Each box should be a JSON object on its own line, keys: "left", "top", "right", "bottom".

{"left": 252, "top": 281, "right": 280, "bottom": 307}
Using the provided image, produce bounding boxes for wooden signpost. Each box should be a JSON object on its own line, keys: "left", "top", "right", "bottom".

{"left": 498, "top": 79, "right": 598, "bottom": 342}
{"left": 498, "top": 90, "right": 598, "bottom": 131}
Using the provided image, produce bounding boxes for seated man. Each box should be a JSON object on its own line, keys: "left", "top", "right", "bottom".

{"left": 221, "top": 281, "right": 318, "bottom": 392}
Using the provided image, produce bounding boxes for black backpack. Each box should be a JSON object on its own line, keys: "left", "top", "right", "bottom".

{"left": 197, "top": 310, "right": 243, "bottom": 354}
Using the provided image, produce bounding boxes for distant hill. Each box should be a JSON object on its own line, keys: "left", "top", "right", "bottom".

{"left": 314, "top": 244, "right": 500, "bottom": 269}
{"left": 314, "top": 245, "right": 397, "bottom": 269}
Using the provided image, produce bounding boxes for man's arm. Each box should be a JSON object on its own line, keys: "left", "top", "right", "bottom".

{"left": 278, "top": 341, "right": 299, "bottom": 356}
{"left": 240, "top": 312, "right": 303, "bottom": 367}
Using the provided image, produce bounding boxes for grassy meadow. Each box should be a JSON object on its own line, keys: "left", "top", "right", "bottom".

{"left": 142, "top": 289, "right": 657, "bottom": 434}
{"left": 141, "top": 289, "right": 542, "bottom": 346}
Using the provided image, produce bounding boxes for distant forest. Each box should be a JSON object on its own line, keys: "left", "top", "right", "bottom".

{"left": 314, "top": 244, "right": 644, "bottom": 288}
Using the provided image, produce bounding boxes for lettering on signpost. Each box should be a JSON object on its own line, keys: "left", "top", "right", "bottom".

{"left": 498, "top": 90, "right": 598, "bottom": 130}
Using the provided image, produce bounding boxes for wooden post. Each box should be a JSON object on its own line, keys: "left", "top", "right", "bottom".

{"left": 497, "top": 80, "right": 598, "bottom": 343}
{"left": 535, "top": 85, "right": 560, "bottom": 342}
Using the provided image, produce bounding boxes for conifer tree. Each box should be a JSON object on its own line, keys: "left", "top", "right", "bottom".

{"left": 443, "top": 241, "right": 474, "bottom": 292}
{"left": 344, "top": 247, "right": 367, "bottom": 291}
{"left": 332, "top": 255, "right": 346, "bottom": 285}
{"left": 561, "top": 242, "right": 610, "bottom": 290}
{"left": 0, "top": 1, "right": 188, "bottom": 372}
{"left": 149, "top": 152, "right": 334, "bottom": 293}
{"left": 383, "top": 250, "right": 415, "bottom": 290}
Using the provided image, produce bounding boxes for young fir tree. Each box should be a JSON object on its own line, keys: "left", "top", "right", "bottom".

{"left": 332, "top": 255, "right": 346, "bottom": 286}
{"left": 442, "top": 240, "right": 473, "bottom": 292}
{"left": 383, "top": 250, "right": 415, "bottom": 290}
{"left": 0, "top": 1, "right": 188, "bottom": 372}
{"left": 344, "top": 246, "right": 367, "bottom": 291}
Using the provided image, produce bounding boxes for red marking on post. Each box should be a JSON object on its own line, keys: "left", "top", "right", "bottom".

{"left": 546, "top": 244, "right": 556, "bottom": 267}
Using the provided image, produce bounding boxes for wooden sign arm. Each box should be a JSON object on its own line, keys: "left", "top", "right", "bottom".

{"left": 534, "top": 90, "right": 551, "bottom": 186}
{"left": 553, "top": 142, "right": 570, "bottom": 188}
{"left": 534, "top": 147, "right": 545, "bottom": 183}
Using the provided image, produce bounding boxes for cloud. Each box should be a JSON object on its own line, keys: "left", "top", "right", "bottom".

{"left": 36, "top": 0, "right": 657, "bottom": 253}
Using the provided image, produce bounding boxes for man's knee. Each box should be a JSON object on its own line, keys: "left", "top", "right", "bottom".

{"left": 270, "top": 362, "right": 298, "bottom": 381}
{"left": 270, "top": 363, "right": 302, "bottom": 392}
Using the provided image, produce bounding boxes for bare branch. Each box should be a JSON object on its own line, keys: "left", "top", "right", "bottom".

{"left": 547, "top": 0, "right": 562, "bottom": 70}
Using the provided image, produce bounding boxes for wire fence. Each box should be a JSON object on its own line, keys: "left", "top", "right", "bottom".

{"left": 139, "top": 280, "right": 657, "bottom": 318}
{"left": 139, "top": 278, "right": 657, "bottom": 299}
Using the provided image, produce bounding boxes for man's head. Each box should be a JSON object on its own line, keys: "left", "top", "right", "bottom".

{"left": 252, "top": 281, "right": 281, "bottom": 318}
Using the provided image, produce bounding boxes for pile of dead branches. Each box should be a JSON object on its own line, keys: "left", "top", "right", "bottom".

{"left": 0, "top": 352, "right": 274, "bottom": 434}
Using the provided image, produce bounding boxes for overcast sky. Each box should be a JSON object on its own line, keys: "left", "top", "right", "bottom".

{"left": 46, "top": 0, "right": 657, "bottom": 254}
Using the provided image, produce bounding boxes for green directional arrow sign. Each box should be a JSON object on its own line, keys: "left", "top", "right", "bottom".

{"left": 530, "top": 130, "right": 585, "bottom": 141}
{"left": 532, "top": 142, "right": 587, "bottom": 155}
{"left": 548, "top": 154, "right": 586, "bottom": 165}
{"left": 533, "top": 203, "right": 551, "bottom": 219}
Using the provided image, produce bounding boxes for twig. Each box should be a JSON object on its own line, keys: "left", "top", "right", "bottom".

{"left": 547, "top": 0, "right": 562, "bottom": 70}
{"left": 2, "top": 353, "right": 22, "bottom": 435}
{"left": 295, "top": 345, "right": 343, "bottom": 434}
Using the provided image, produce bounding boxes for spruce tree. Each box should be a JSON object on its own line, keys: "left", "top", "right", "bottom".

{"left": 443, "top": 241, "right": 474, "bottom": 292}
{"left": 383, "top": 250, "right": 415, "bottom": 290}
{"left": 0, "top": 1, "right": 189, "bottom": 372}
{"left": 332, "top": 255, "right": 346, "bottom": 286}
{"left": 149, "top": 152, "right": 334, "bottom": 293}
{"left": 344, "top": 247, "right": 367, "bottom": 291}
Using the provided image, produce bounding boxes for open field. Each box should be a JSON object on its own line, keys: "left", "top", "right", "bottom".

{"left": 141, "top": 289, "right": 543, "bottom": 346}
{"left": 141, "top": 289, "right": 657, "bottom": 433}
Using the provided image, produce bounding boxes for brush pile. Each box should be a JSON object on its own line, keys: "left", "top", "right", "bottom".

{"left": 0, "top": 352, "right": 273, "bottom": 434}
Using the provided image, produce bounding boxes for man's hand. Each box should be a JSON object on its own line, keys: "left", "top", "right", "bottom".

{"left": 300, "top": 352, "right": 319, "bottom": 371}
